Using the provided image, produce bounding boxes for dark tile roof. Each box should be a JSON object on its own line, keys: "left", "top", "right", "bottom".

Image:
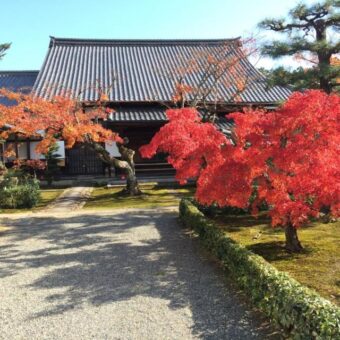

{"left": 109, "top": 106, "right": 166, "bottom": 122}
{"left": 0, "top": 70, "right": 39, "bottom": 105}
{"left": 108, "top": 106, "right": 234, "bottom": 134}
{"left": 33, "top": 37, "right": 291, "bottom": 104}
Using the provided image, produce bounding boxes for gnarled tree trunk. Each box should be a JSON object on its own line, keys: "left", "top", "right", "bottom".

{"left": 117, "top": 138, "right": 141, "bottom": 196}
{"left": 285, "top": 223, "right": 303, "bottom": 253}
{"left": 89, "top": 141, "right": 141, "bottom": 196}
{"left": 113, "top": 157, "right": 141, "bottom": 196}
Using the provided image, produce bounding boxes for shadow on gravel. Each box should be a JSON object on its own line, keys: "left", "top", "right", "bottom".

{"left": 0, "top": 211, "right": 280, "bottom": 339}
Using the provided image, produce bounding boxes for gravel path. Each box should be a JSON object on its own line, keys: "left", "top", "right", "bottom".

{"left": 0, "top": 208, "right": 279, "bottom": 339}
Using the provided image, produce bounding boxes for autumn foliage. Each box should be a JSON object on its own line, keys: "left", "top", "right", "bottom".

{"left": 0, "top": 89, "right": 121, "bottom": 154}
{"left": 141, "top": 90, "right": 340, "bottom": 232}
{"left": 0, "top": 89, "right": 144, "bottom": 195}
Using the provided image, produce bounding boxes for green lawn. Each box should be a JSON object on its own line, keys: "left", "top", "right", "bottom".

{"left": 0, "top": 188, "right": 64, "bottom": 214}
{"left": 85, "top": 184, "right": 194, "bottom": 210}
{"left": 213, "top": 213, "right": 340, "bottom": 306}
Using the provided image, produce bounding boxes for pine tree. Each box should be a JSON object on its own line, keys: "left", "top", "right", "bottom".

{"left": 259, "top": 0, "right": 340, "bottom": 93}
{"left": 258, "top": 66, "right": 322, "bottom": 91}
{"left": 0, "top": 43, "right": 11, "bottom": 60}
{"left": 44, "top": 144, "right": 61, "bottom": 186}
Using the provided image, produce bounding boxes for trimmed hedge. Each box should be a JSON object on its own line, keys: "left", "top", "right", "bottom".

{"left": 179, "top": 198, "right": 340, "bottom": 340}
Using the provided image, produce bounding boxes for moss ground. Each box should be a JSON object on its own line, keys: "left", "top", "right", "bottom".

{"left": 85, "top": 184, "right": 195, "bottom": 210}
{"left": 213, "top": 213, "right": 340, "bottom": 306}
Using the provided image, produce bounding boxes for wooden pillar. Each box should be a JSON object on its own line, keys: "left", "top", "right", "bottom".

{"left": 0, "top": 142, "right": 4, "bottom": 163}
{"left": 26, "top": 139, "right": 31, "bottom": 160}
{"left": 14, "top": 136, "right": 19, "bottom": 159}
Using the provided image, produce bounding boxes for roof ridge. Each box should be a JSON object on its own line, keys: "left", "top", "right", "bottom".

{"left": 0, "top": 70, "right": 40, "bottom": 74}
{"left": 49, "top": 36, "right": 241, "bottom": 47}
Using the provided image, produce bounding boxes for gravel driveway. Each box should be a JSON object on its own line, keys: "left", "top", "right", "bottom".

{"left": 0, "top": 208, "right": 279, "bottom": 339}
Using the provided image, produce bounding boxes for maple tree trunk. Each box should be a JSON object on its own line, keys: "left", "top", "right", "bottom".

{"left": 124, "top": 170, "right": 141, "bottom": 196}
{"left": 111, "top": 157, "right": 141, "bottom": 196}
{"left": 117, "top": 140, "right": 141, "bottom": 196}
{"left": 89, "top": 142, "right": 141, "bottom": 196}
{"left": 284, "top": 223, "right": 303, "bottom": 253}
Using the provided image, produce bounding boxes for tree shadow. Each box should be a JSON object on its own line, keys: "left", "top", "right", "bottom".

{"left": 215, "top": 214, "right": 271, "bottom": 231}
{"left": 247, "top": 241, "right": 313, "bottom": 262}
{"left": 0, "top": 211, "right": 280, "bottom": 339}
{"left": 86, "top": 188, "right": 181, "bottom": 207}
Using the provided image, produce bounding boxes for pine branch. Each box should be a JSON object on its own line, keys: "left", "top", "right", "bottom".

{"left": 259, "top": 19, "right": 310, "bottom": 32}
{"left": 0, "top": 43, "right": 11, "bottom": 60}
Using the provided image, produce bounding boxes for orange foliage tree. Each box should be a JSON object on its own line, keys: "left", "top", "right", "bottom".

{"left": 160, "top": 37, "right": 260, "bottom": 112}
{"left": 141, "top": 90, "right": 340, "bottom": 252}
{"left": 0, "top": 89, "right": 141, "bottom": 195}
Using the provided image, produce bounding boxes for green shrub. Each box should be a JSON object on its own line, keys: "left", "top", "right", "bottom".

{"left": 194, "top": 200, "right": 247, "bottom": 217}
{"left": 43, "top": 144, "right": 61, "bottom": 186}
{"left": 179, "top": 198, "right": 340, "bottom": 339}
{"left": 0, "top": 171, "right": 40, "bottom": 209}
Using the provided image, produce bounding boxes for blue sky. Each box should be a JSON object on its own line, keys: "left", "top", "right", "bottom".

{"left": 1, "top": 0, "right": 316, "bottom": 70}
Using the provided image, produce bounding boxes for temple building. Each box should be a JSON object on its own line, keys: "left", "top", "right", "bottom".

{"left": 0, "top": 37, "right": 291, "bottom": 176}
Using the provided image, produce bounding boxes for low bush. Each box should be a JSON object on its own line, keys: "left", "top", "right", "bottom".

{"left": 0, "top": 171, "right": 40, "bottom": 209}
{"left": 194, "top": 200, "right": 247, "bottom": 217}
{"left": 179, "top": 198, "right": 340, "bottom": 339}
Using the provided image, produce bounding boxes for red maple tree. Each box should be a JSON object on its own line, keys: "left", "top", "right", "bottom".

{"left": 0, "top": 89, "right": 141, "bottom": 195}
{"left": 140, "top": 90, "right": 340, "bottom": 252}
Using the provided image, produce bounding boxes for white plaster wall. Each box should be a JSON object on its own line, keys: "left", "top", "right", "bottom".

{"left": 105, "top": 142, "right": 121, "bottom": 157}
{"left": 18, "top": 143, "right": 28, "bottom": 159}
{"left": 30, "top": 141, "right": 65, "bottom": 160}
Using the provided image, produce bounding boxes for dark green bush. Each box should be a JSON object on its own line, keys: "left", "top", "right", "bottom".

{"left": 43, "top": 144, "right": 61, "bottom": 185}
{"left": 194, "top": 200, "right": 247, "bottom": 217}
{"left": 0, "top": 171, "right": 40, "bottom": 209}
{"left": 179, "top": 198, "right": 340, "bottom": 340}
